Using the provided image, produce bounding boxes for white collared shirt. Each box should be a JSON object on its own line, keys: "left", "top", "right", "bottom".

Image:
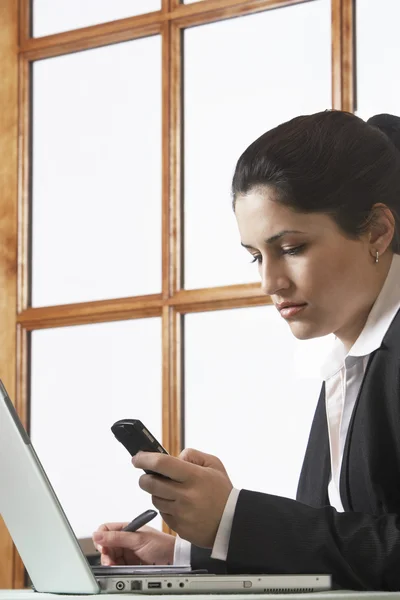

{"left": 323, "top": 253, "right": 400, "bottom": 510}
{"left": 174, "top": 253, "right": 400, "bottom": 564}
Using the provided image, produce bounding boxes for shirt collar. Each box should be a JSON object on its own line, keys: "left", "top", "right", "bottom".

{"left": 349, "top": 253, "right": 400, "bottom": 357}
{"left": 320, "top": 254, "right": 400, "bottom": 380}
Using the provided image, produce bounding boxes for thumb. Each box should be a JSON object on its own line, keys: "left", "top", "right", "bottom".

{"left": 179, "top": 448, "right": 228, "bottom": 474}
{"left": 93, "top": 530, "right": 140, "bottom": 550}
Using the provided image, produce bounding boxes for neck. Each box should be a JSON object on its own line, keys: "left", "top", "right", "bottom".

{"left": 336, "top": 253, "right": 394, "bottom": 352}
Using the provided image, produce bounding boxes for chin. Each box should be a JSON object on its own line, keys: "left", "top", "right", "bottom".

{"left": 287, "top": 321, "right": 326, "bottom": 341}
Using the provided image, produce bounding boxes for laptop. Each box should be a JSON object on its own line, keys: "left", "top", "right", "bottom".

{"left": 0, "top": 381, "right": 331, "bottom": 594}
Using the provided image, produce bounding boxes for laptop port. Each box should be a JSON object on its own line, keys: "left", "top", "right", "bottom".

{"left": 148, "top": 582, "right": 162, "bottom": 589}
{"left": 116, "top": 581, "right": 125, "bottom": 591}
{"left": 131, "top": 581, "right": 143, "bottom": 591}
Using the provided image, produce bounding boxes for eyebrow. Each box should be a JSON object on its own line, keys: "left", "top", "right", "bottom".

{"left": 241, "top": 230, "right": 305, "bottom": 249}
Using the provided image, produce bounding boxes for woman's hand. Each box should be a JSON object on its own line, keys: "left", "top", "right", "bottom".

{"left": 92, "top": 524, "right": 175, "bottom": 566}
{"left": 134, "top": 449, "right": 233, "bottom": 548}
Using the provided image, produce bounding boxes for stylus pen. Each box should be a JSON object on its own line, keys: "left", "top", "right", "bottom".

{"left": 122, "top": 509, "right": 158, "bottom": 532}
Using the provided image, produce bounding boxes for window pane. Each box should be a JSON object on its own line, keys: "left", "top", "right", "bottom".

{"left": 32, "top": 37, "right": 161, "bottom": 307}
{"left": 356, "top": 0, "right": 400, "bottom": 120}
{"left": 185, "top": 307, "right": 333, "bottom": 499}
{"left": 184, "top": 1, "right": 331, "bottom": 289}
{"left": 32, "top": 0, "right": 161, "bottom": 37}
{"left": 30, "top": 318, "right": 162, "bottom": 539}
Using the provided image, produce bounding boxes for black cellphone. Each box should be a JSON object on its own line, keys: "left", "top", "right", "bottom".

{"left": 111, "top": 419, "right": 169, "bottom": 476}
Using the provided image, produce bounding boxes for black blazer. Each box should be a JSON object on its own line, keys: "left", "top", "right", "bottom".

{"left": 191, "top": 308, "right": 400, "bottom": 590}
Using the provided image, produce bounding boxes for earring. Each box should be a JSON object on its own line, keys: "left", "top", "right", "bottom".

{"left": 375, "top": 251, "right": 379, "bottom": 264}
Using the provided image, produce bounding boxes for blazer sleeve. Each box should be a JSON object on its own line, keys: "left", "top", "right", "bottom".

{"left": 190, "top": 545, "right": 227, "bottom": 573}
{"left": 225, "top": 489, "right": 400, "bottom": 591}
{"left": 190, "top": 544, "right": 227, "bottom": 575}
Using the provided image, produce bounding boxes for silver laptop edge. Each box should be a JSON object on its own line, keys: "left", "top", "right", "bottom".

{"left": 94, "top": 573, "right": 331, "bottom": 594}
{"left": 0, "top": 381, "right": 99, "bottom": 594}
{"left": 0, "top": 381, "right": 331, "bottom": 594}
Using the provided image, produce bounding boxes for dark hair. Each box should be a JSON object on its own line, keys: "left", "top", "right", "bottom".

{"left": 232, "top": 110, "right": 400, "bottom": 253}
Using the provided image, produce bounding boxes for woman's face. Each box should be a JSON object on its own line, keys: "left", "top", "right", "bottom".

{"left": 235, "top": 187, "right": 382, "bottom": 348}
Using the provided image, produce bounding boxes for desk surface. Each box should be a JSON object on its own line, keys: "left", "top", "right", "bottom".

{"left": 1, "top": 590, "right": 400, "bottom": 600}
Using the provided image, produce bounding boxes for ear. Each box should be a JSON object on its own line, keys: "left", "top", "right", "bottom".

{"left": 367, "top": 203, "right": 395, "bottom": 257}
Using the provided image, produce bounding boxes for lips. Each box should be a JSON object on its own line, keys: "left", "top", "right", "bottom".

{"left": 277, "top": 303, "right": 307, "bottom": 319}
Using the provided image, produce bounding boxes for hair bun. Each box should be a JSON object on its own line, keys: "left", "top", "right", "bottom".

{"left": 367, "top": 113, "right": 400, "bottom": 152}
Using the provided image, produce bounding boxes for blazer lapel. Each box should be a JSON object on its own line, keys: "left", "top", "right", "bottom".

{"left": 339, "top": 351, "right": 377, "bottom": 511}
{"left": 339, "top": 308, "right": 400, "bottom": 512}
{"left": 296, "top": 384, "right": 331, "bottom": 507}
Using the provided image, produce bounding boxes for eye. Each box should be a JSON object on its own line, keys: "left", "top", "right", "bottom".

{"left": 281, "top": 244, "right": 306, "bottom": 256}
{"left": 250, "top": 254, "right": 262, "bottom": 264}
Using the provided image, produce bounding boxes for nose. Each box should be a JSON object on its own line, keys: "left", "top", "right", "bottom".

{"left": 259, "top": 259, "right": 290, "bottom": 296}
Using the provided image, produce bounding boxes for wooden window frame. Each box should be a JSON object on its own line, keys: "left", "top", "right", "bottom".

{"left": 0, "top": 0, "right": 354, "bottom": 588}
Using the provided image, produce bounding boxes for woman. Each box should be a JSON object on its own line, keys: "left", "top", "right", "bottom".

{"left": 93, "top": 110, "right": 400, "bottom": 591}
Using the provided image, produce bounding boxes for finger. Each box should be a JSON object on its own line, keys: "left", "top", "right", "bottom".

{"left": 179, "top": 448, "right": 226, "bottom": 472}
{"left": 139, "top": 474, "right": 180, "bottom": 500}
{"left": 93, "top": 525, "right": 127, "bottom": 553}
{"left": 101, "top": 546, "right": 117, "bottom": 557}
{"left": 160, "top": 513, "right": 178, "bottom": 535}
{"left": 99, "top": 544, "right": 118, "bottom": 566}
{"left": 94, "top": 522, "right": 129, "bottom": 550}
{"left": 96, "top": 524, "right": 156, "bottom": 553}
{"left": 96, "top": 522, "right": 129, "bottom": 533}
{"left": 101, "top": 553, "right": 114, "bottom": 566}
{"left": 132, "top": 453, "right": 194, "bottom": 482}
{"left": 151, "top": 496, "right": 175, "bottom": 516}
{"left": 93, "top": 530, "right": 138, "bottom": 549}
